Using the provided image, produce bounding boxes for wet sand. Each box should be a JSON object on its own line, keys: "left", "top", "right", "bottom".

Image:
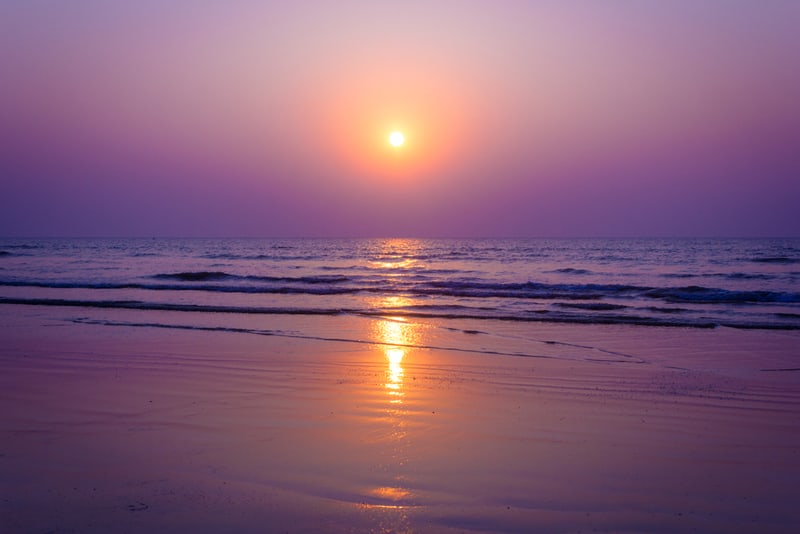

{"left": 1, "top": 304, "right": 799, "bottom": 532}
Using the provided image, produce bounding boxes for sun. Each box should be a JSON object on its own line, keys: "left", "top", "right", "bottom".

{"left": 388, "top": 131, "right": 405, "bottom": 147}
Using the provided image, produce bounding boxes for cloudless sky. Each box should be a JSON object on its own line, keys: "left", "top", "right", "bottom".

{"left": 1, "top": 0, "right": 798, "bottom": 237}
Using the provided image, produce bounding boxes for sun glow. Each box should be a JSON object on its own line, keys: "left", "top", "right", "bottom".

{"left": 323, "top": 66, "right": 471, "bottom": 183}
{"left": 389, "top": 131, "right": 405, "bottom": 147}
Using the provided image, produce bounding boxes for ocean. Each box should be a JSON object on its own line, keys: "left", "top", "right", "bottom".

{"left": 1, "top": 237, "right": 798, "bottom": 331}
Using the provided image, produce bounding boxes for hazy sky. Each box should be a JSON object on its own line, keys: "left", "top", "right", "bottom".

{"left": 2, "top": 0, "right": 798, "bottom": 237}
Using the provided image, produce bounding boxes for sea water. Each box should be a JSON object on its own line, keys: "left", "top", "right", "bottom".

{"left": 0, "top": 238, "right": 798, "bottom": 330}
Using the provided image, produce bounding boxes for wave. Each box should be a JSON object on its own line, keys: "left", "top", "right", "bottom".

{"left": 550, "top": 268, "right": 593, "bottom": 275}
{"left": 199, "top": 249, "right": 528, "bottom": 264}
{"left": 1, "top": 243, "right": 39, "bottom": 250}
{"left": 0, "top": 251, "right": 11, "bottom": 257}
{"left": 643, "top": 286, "right": 800, "bottom": 304}
{"left": 0, "top": 279, "right": 357, "bottom": 295}
{"left": 661, "top": 272, "right": 777, "bottom": 281}
{"left": 202, "top": 253, "right": 273, "bottom": 260}
{"left": 421, "top": 280, "right": 640, "bottom": 300}
{"left": 723, "top": 272, "right": 775, "bottom": 280}
{"left": 2, "top": 276, "right": 799, "bottom": 305}
{"left": 751, "top": 257, "right": 800, "bottom": 264}
{"left": 153, "top": 271, "right": 233, "bottom": 281}
{"left": 0, "top": 297, "right": 349, "bottom": 315}
{"left": 201, "top": 253, "right": 326, "bottom": 261}
{"left": 152, "top": 271, "right": 352, "bottom": 284}
{"left": 644, "top": 306, "right": 690, "bottom": 314}
{"left": 554, "top": 302, "right": 628, "bottom": 311}
{"left": 2, "top": 296, "right": 797, "bottom": 330}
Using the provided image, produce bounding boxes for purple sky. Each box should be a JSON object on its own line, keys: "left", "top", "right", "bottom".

{"left": 2, "top": 1, "right": 799, "bottom": 237}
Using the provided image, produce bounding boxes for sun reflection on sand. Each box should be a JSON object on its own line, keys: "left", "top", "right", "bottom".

{"left": 360, "top": 294, "right": 426, "bottom": 518}
{"left": 386, "top": 348, "right": 404, "bottom": 403}
{"left": 377, "top": 318, "right": 419, "bottom": 404}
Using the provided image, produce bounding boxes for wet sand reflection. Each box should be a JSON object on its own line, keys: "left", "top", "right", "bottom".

{"left": 376, "top": 317, "right": 420, "bottom": 403}
{"left": 358, "top": 313, "right": 425, "bottom": 526}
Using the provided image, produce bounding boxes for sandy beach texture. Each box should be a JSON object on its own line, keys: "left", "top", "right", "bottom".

{"left": 1, "top": 304, "right": 799, "bottom": 533}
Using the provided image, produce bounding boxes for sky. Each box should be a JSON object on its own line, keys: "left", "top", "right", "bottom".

{"left": 1, "top": 0, "right": 799, "bottom": 238}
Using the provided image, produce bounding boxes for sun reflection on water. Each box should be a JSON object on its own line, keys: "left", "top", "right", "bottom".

{"left": 360, "top": 241, "right": 432, "bottom": 521}
{"left": 368, "top": 238, "right": 427, "bottom": 272}
{"left": 370, "top": 485, "right": 411, "bottom": 501}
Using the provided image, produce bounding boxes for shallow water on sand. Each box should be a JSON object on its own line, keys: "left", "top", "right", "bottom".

{"left": 2, "top": 305, "right": 799, "bottom": 532}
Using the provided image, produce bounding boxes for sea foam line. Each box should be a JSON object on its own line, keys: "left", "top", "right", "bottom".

{"left": 68, "top": 317, "right": 647, "bottom": 365}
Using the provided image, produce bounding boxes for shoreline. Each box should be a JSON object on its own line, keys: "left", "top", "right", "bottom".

{"left": 1, "top": 304, "right": 799, "bottom": 532}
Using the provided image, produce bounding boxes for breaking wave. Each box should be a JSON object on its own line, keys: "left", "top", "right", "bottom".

{"left": 1, "top": 276, "right": 798, "bottom": 305}
{"left": 1, "top": 237, "right": 798, "bottom": 330}
{"left": 751, "top": 256, "right": 800, "bottom": 264}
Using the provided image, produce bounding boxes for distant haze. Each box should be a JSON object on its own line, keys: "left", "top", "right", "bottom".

{"left": 2, "top": 1, "right": 799, "bottom": 237}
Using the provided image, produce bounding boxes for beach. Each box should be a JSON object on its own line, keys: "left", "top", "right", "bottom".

{"left": 2, "top": 303, "right": 798, "bottom": 533}
{"left": 4, "top": 0, "right": 799, "bottom": 529}
{"left": 4, "top": 0, "right": 799, "bottom": 527}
